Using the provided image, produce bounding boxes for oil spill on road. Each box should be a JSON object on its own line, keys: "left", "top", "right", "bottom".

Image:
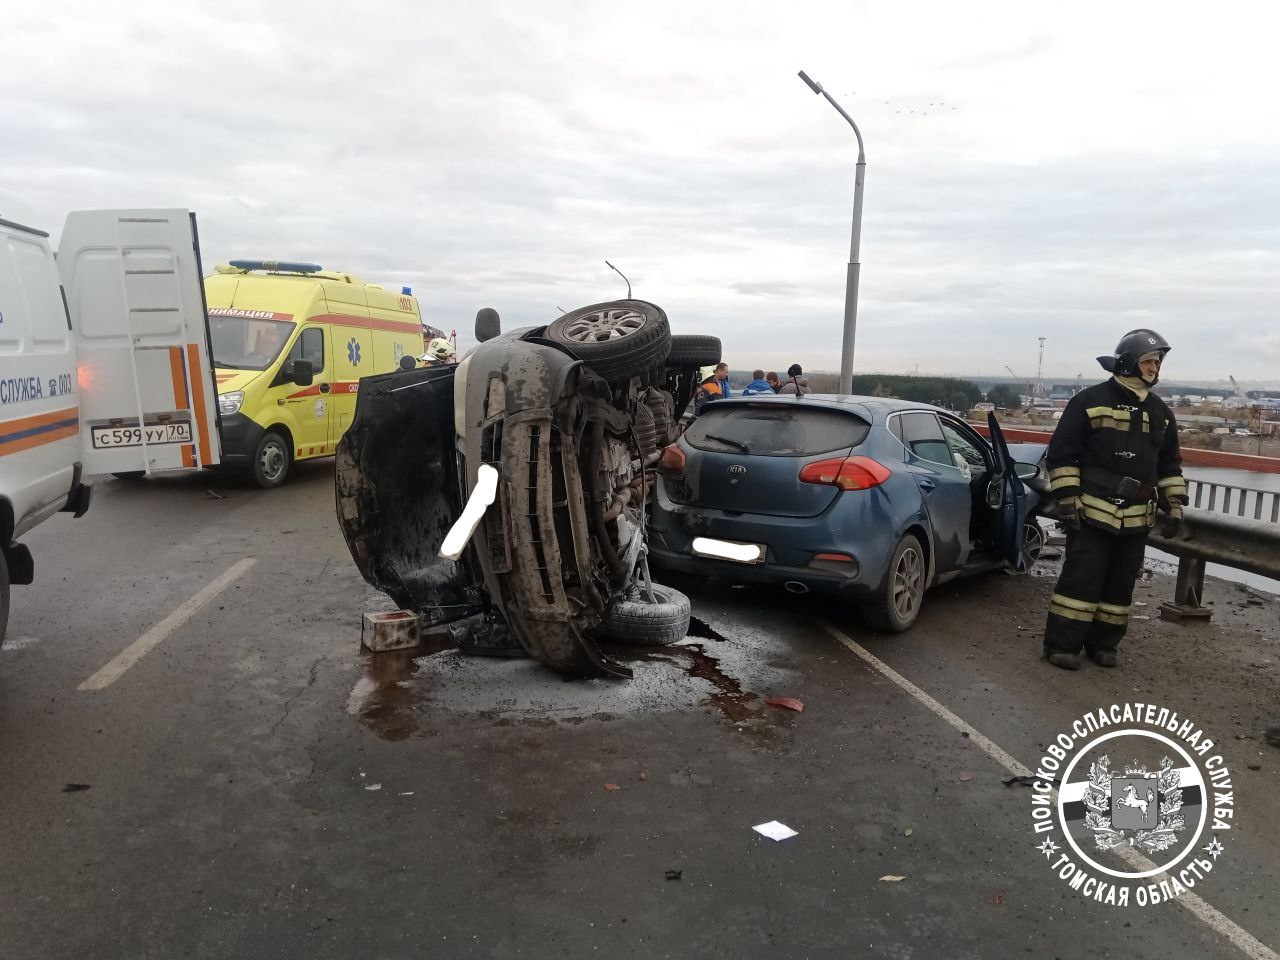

{"left": 686, "top": 616, "right": 731, "bottom": 643}
{"left": 350, "top": 651, "right": 426, "bottom": 742}
{"left": 612, "top": 641, "right": 765, "bottom": 726}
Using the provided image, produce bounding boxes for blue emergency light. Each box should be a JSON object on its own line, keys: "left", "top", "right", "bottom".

{"left": 228, "top": 260, "right": 323, "bottom": 274}
{"left": 401, "top": 286, "right": 413, "bottom": 295}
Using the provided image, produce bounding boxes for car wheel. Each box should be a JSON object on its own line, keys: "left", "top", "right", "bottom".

{"left": 1023, "top": 518, "right": 1045, "bottom": 567}
{"left": 252, "top": 431, "right": 291, "bottom": 489}
{"left": 545, "top": 300, "right": 671, "bottom": 382}
{"left": 594, "top": 582, "right": 692, "bottom": 646}
{"left": 667, "top": 334, "right": 722, "bottom": 368}
{"left": 0, "top": 554, "right": 10, "bottom": 649}
{"left": 860, "top": 533, "right": 926, "bottom": 633}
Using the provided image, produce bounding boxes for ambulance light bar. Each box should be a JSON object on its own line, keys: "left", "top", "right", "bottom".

{"left": 226, "top": 260, "right": 323, "bottom": 274}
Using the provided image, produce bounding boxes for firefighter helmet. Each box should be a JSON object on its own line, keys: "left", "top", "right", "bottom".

{"left": 426, "top": 337, "right": 456, "bottom": 361}
{"left": 1097, "top": 329, "right": 1170, "bottom": 376}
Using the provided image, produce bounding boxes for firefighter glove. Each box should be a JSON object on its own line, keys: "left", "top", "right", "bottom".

{"left": 1058, "top": 497, "right": 1082, "bottom": 532}
{"left": 1160, "top": 503, "right": 1184, "bottom": 539}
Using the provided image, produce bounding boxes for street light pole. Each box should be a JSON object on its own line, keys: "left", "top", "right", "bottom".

{"left": 798, "top": 70, "right": 865, "bottom": 396}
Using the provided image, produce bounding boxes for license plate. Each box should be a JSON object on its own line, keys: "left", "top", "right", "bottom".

{"left": 91, "top": 422, "right": 193, "bottom": 449}
{"left": 691, "top": 537, "right": 765, "bottom": 564}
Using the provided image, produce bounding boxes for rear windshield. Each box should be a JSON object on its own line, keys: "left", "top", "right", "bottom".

{"left": 685, "top": 405, "right": 870, "bottom": 457}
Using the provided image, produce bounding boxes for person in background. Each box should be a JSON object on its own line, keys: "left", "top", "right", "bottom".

{"left": 713, "top": 362, "right": 732, "bottom": 397}
{"left": 766, "top": 372, "right": 781, "bottom": 393}
{"left": 778, "top": 363, "right": 811, "bottom": 395}
{"left": 742, "top": 369, "right": 773, "bottom": 395}
{"left": 692, "top": 373, "right": 723, "bottom": 416}
{"left": 420, "top": 337, "right": 456, "bottom": 368}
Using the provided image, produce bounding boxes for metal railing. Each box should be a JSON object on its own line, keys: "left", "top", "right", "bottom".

{"left": 1186, "top": 479, "right": 1280, "bottom": 524}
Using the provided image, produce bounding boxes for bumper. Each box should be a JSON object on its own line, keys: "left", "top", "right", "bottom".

{"left": 648, "top": 481, "right": 895, "bottom": 600}
{"left": 216, "top": 412, "right": 266, "bottom": 466}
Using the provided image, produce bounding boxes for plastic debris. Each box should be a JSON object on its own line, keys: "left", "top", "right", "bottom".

{"left": 903, "top": 827, "right": 913, "bottom": 837}
{"left": 603, "top": 783, "right": 621, "bottom": 792}
{"left": 879, "top": 875, "right": 906, "bottom": 882}
{"left": 958, "top": 771, "right": 975, "bottom": 782}
{"left": 985, "top": 892, "right": 1005, "bottom": 907}
{"left": 665, "top": 869, "right": 683, "bottom": 881}
{"left": 753, "top": 820, "right": 798, "bottom": 841}
{"left": 364, "top": 783, "right": 382, "bottom": 792}
{"left": 765, "top": 697, "right": 805, "bottom": 713}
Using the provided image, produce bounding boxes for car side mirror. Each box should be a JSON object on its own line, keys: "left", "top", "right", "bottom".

{"left": 291, "top": 358, "right": 314, "bottom": 387}
{"left": 475, "top": 307, "right": 501, "bottom": 343}
{"left": 1014, "top": 462, "right": 1039, "bottom": 481}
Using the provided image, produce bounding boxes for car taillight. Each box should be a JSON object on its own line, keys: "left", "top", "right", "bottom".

{"left": 660, "top": 443, "right": 686, "bottom": 471}
{"left": 798, "top": 455, "right": 890, "bottom": 491}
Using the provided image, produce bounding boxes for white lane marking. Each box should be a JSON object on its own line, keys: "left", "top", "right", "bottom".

{"left": 816, "top": 618, "right": 1280, "bottom": 960}
{"left": 79, "top": 558, "right": 257, "bottom": 691}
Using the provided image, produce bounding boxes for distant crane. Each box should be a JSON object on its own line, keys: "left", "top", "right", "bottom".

{"left": 1004, "top": 365, "right": 1033, "bottom": 405}
{"left": 1033, "top": 337, "right": 1046, "bottom": 401}
{"left": 1229, "top": 375, "right": 1248, "bottom": 399}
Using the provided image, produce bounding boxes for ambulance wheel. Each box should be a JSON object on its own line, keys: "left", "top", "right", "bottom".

{"left": 252, "top": 431, "right": 291, "bottom": 489}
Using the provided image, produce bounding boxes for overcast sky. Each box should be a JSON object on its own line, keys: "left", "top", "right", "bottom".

{"left": 3, "top": 1, "right": 1277, "bottom": 384}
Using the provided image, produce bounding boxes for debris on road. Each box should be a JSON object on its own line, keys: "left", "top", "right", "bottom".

{"left": 61, "top": 783, "right": 91, "bottom": 793}
{"left": 665, "top": 870, "right": 683, "bottom": 881}
{"left": 603, "top": 783, "right": 621, "bottom": 792}
{"left": 637, "top": 771, "right": 648, "bottom": 781}
{"left": 958, "top": 771, "right": 975, "bottom": 782}
{"left": 361, "top": 610, "right": 421, "bottom": 653}
{"left": 879, "top": 875, "right": 906, "bottom": 882}
{"left": 985, "top": 892, "right": 1005, "bottom": 907}
{"left": 903, "top": 827, "right": 913, "bottom": 837}
{"left": 765, "top": 697, "right": 804, "bottom": 713}
{"left": 753, "top": 820, "right": 798, "bottom": 842}
{"left": 364, "top": 783, "right": 382, "bottom": 792}
{"left": 205, "top": 489, "right": 227, "bottom": 500}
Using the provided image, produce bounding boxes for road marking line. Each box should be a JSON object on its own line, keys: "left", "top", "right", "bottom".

{"left": 815, "top": 618, "right": 1279, "bottom": 960}
{"left": 78, "top": 558, "right": 256, "bottom": 691}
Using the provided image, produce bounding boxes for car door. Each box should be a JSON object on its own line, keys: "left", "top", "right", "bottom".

{"left": 58, "top": 209, "right": 222, "bottom": 475}
{"left": 894, "top": 410, "right": 971, "bottom": 574}
{"left": 276, "top": 325, "right": 331, "bottom": 457}
{"left": 985, "top": 412, "right": 1027, "bottom": 571}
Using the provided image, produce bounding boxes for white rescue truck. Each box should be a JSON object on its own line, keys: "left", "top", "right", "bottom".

{"left": 0, "top": 210, "right": 221, "bottom": 644}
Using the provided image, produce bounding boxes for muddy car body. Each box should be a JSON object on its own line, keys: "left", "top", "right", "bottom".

{"left": 336, "top": 301, "right": 720, "bottom": 677}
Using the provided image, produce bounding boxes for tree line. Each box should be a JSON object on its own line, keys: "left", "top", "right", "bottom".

{"left": 801, "top": 372, "right": 1016, "bottom": 411}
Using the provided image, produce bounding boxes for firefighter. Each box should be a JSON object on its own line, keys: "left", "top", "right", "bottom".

{"left": 1043, "top": 329, "right": 1188, "bottom": 670}
{"left": 420, "top": 337, "right": 456, "bottom": 367}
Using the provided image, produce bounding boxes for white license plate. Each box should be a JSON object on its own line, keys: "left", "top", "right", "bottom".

{"left": 91, "top": 422, "right": 193, "bottom": 449}
{"left": 691, "top": 537, "right": 765, "bottom": 564}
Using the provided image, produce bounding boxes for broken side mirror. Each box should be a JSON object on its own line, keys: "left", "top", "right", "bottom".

{"left": 291, "top": 358, "right": 314, "bottom": 387}
{"left": 475, "top": 307, "right": 501, "bottom": 343}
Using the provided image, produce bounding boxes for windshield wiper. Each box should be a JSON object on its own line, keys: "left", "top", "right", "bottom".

{"left": 704, "top": 433, "right": 750, "bottom": 453}
{"left": 215, "top": 362, "right": 248, "bottom": 369}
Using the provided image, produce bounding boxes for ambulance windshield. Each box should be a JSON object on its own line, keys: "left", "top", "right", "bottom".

{"left": 210, "top": 315, "right": 296, "bottom": 371}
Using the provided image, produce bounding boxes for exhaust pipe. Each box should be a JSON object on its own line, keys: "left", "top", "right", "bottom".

{"left": 783, "top": 581, "right": 810, "bottom": 595}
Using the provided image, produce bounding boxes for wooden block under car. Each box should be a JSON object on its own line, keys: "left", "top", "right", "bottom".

{"left": 361, "top": 611, "right": 421, "bottom": 652}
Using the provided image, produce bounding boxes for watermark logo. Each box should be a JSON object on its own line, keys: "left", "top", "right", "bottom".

{"left": 1031, "top": 702, "right": 1233, "bottom": 907}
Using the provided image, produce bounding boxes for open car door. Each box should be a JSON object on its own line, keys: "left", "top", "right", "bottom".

{"left": 59, "top": 209, "right": 221, "bottom": 476}
{"left": 986, "top": 412, "right": 1027, "bottom": 572}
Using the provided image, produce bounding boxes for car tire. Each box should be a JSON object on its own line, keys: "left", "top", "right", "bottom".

{"left": 545, "top": 300, "right": 671, "bottom": 382}
{"left": 594, "top": 582, "right": 692, "bottom": 646}
{"left": 860, "top": 533, "right": 926, "bottom": 633}
{"left": 667, "top": 334, "right": 722, "bottom": 368}
{"left": 1023, "top": 518, "right": 1045, "bottom": 567}
{"left": 0, "top": 553, "right": 10, "bottom": 649}
{"left": 252, "top": 430, "right": 291, "bottom": 489}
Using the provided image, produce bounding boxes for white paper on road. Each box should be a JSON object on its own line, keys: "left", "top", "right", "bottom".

{"left": 439, "top": 464, "right": 500, "bottom": 560}
{"left": 752, "top": 820, "right": 798, "bottom": 842}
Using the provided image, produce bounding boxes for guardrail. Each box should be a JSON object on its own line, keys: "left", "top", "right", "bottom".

{"left": 1186, "top": 479, "right": 1280, "bottom": 524}
{"left": 1146, "top": 508, "right": 1280, "bottom": 621}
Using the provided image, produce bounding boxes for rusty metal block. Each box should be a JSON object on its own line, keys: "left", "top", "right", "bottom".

{"left": 361, "top": 610, "right": 421, "bottom": 652}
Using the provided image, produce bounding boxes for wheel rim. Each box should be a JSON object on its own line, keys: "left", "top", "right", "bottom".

{"left": 892, "top": 545, "right": 923, "bottom": 621}
{"left": 260, "top": 439, "right": 286, "bottom": 482}
{"left": 1024, "top": 520, "right": 1045, "bottom": 564}
{"left": 562, "top": 307, "right": 646, "bottom": 344}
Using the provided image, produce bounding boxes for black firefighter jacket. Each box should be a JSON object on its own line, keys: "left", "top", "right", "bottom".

{"left": 1046, "top": 378, "right": 1188, "bottom": 535}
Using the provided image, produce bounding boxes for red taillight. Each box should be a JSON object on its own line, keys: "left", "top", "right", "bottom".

{"left": 660, "top": 443, "right": 686, "bottom": 471}
{"left": 798, "top": 455, "right": 890, "bottom": 491}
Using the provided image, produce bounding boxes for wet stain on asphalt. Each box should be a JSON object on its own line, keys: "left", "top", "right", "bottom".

{"left": 353, "top": 651, "right": 424, "bottom": 742}
{"left": 612, "top": 641, "right": 766, "bottom": 726}
{"left": 685, "top": 616, "right": 731, "bottom": 643}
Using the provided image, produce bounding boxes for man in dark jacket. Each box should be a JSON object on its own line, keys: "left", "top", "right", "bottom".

{"left": 1043, "top": 329, "right": 1188, "bottom": 670}
{"left": 779, "top": 363, "right": 811, "bottom": 395}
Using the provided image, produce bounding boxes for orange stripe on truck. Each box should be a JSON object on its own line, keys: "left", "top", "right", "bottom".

{"left": 0, "top": 407, "right": 80, "bottom": 457}
{"left": 185, "top": 343, "right": 213, "bottom": 465}
{"left": 169, "top": 346, "right": 188, "bottom": 409}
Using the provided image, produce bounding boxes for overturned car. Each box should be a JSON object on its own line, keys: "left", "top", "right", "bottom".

{"left": 335, "top": 300, "right": 721, "bottom": 677}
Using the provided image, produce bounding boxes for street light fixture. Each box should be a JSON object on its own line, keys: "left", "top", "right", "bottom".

{"left": 798, "top": 69, "right": 865, "bottom": 395}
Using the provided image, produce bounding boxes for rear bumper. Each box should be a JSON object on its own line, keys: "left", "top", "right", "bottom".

{"left": 648, "top": 481, "right": 894, "bottom": 599}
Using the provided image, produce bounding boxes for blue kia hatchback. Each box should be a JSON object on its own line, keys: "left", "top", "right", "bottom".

{"left": 649, "top": 395, "right": 1034, "bottom": 632}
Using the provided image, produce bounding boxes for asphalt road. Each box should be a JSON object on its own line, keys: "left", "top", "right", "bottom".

{"left": 2, "top": 463, "right": 1278, "bottom": 959}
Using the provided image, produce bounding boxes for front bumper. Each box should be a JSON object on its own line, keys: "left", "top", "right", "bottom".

{"left": 216, "top": 412, "right": 266, "bottom": 465}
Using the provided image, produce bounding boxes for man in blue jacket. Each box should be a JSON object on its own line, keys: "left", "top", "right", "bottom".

{"left": 741, "top": 369, "right": 773, "bottom": 395}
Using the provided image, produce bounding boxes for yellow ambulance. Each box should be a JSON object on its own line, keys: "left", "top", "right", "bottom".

{"left": 207, "top": 260, "right": 424, "bottom": 487}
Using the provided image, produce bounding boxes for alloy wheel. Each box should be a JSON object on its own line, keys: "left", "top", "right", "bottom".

{"left": 561, "top": 307, "right": 647, "bottom": 344}
{"left": 892, "top": 545, "right": 923, "bottom": 621}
